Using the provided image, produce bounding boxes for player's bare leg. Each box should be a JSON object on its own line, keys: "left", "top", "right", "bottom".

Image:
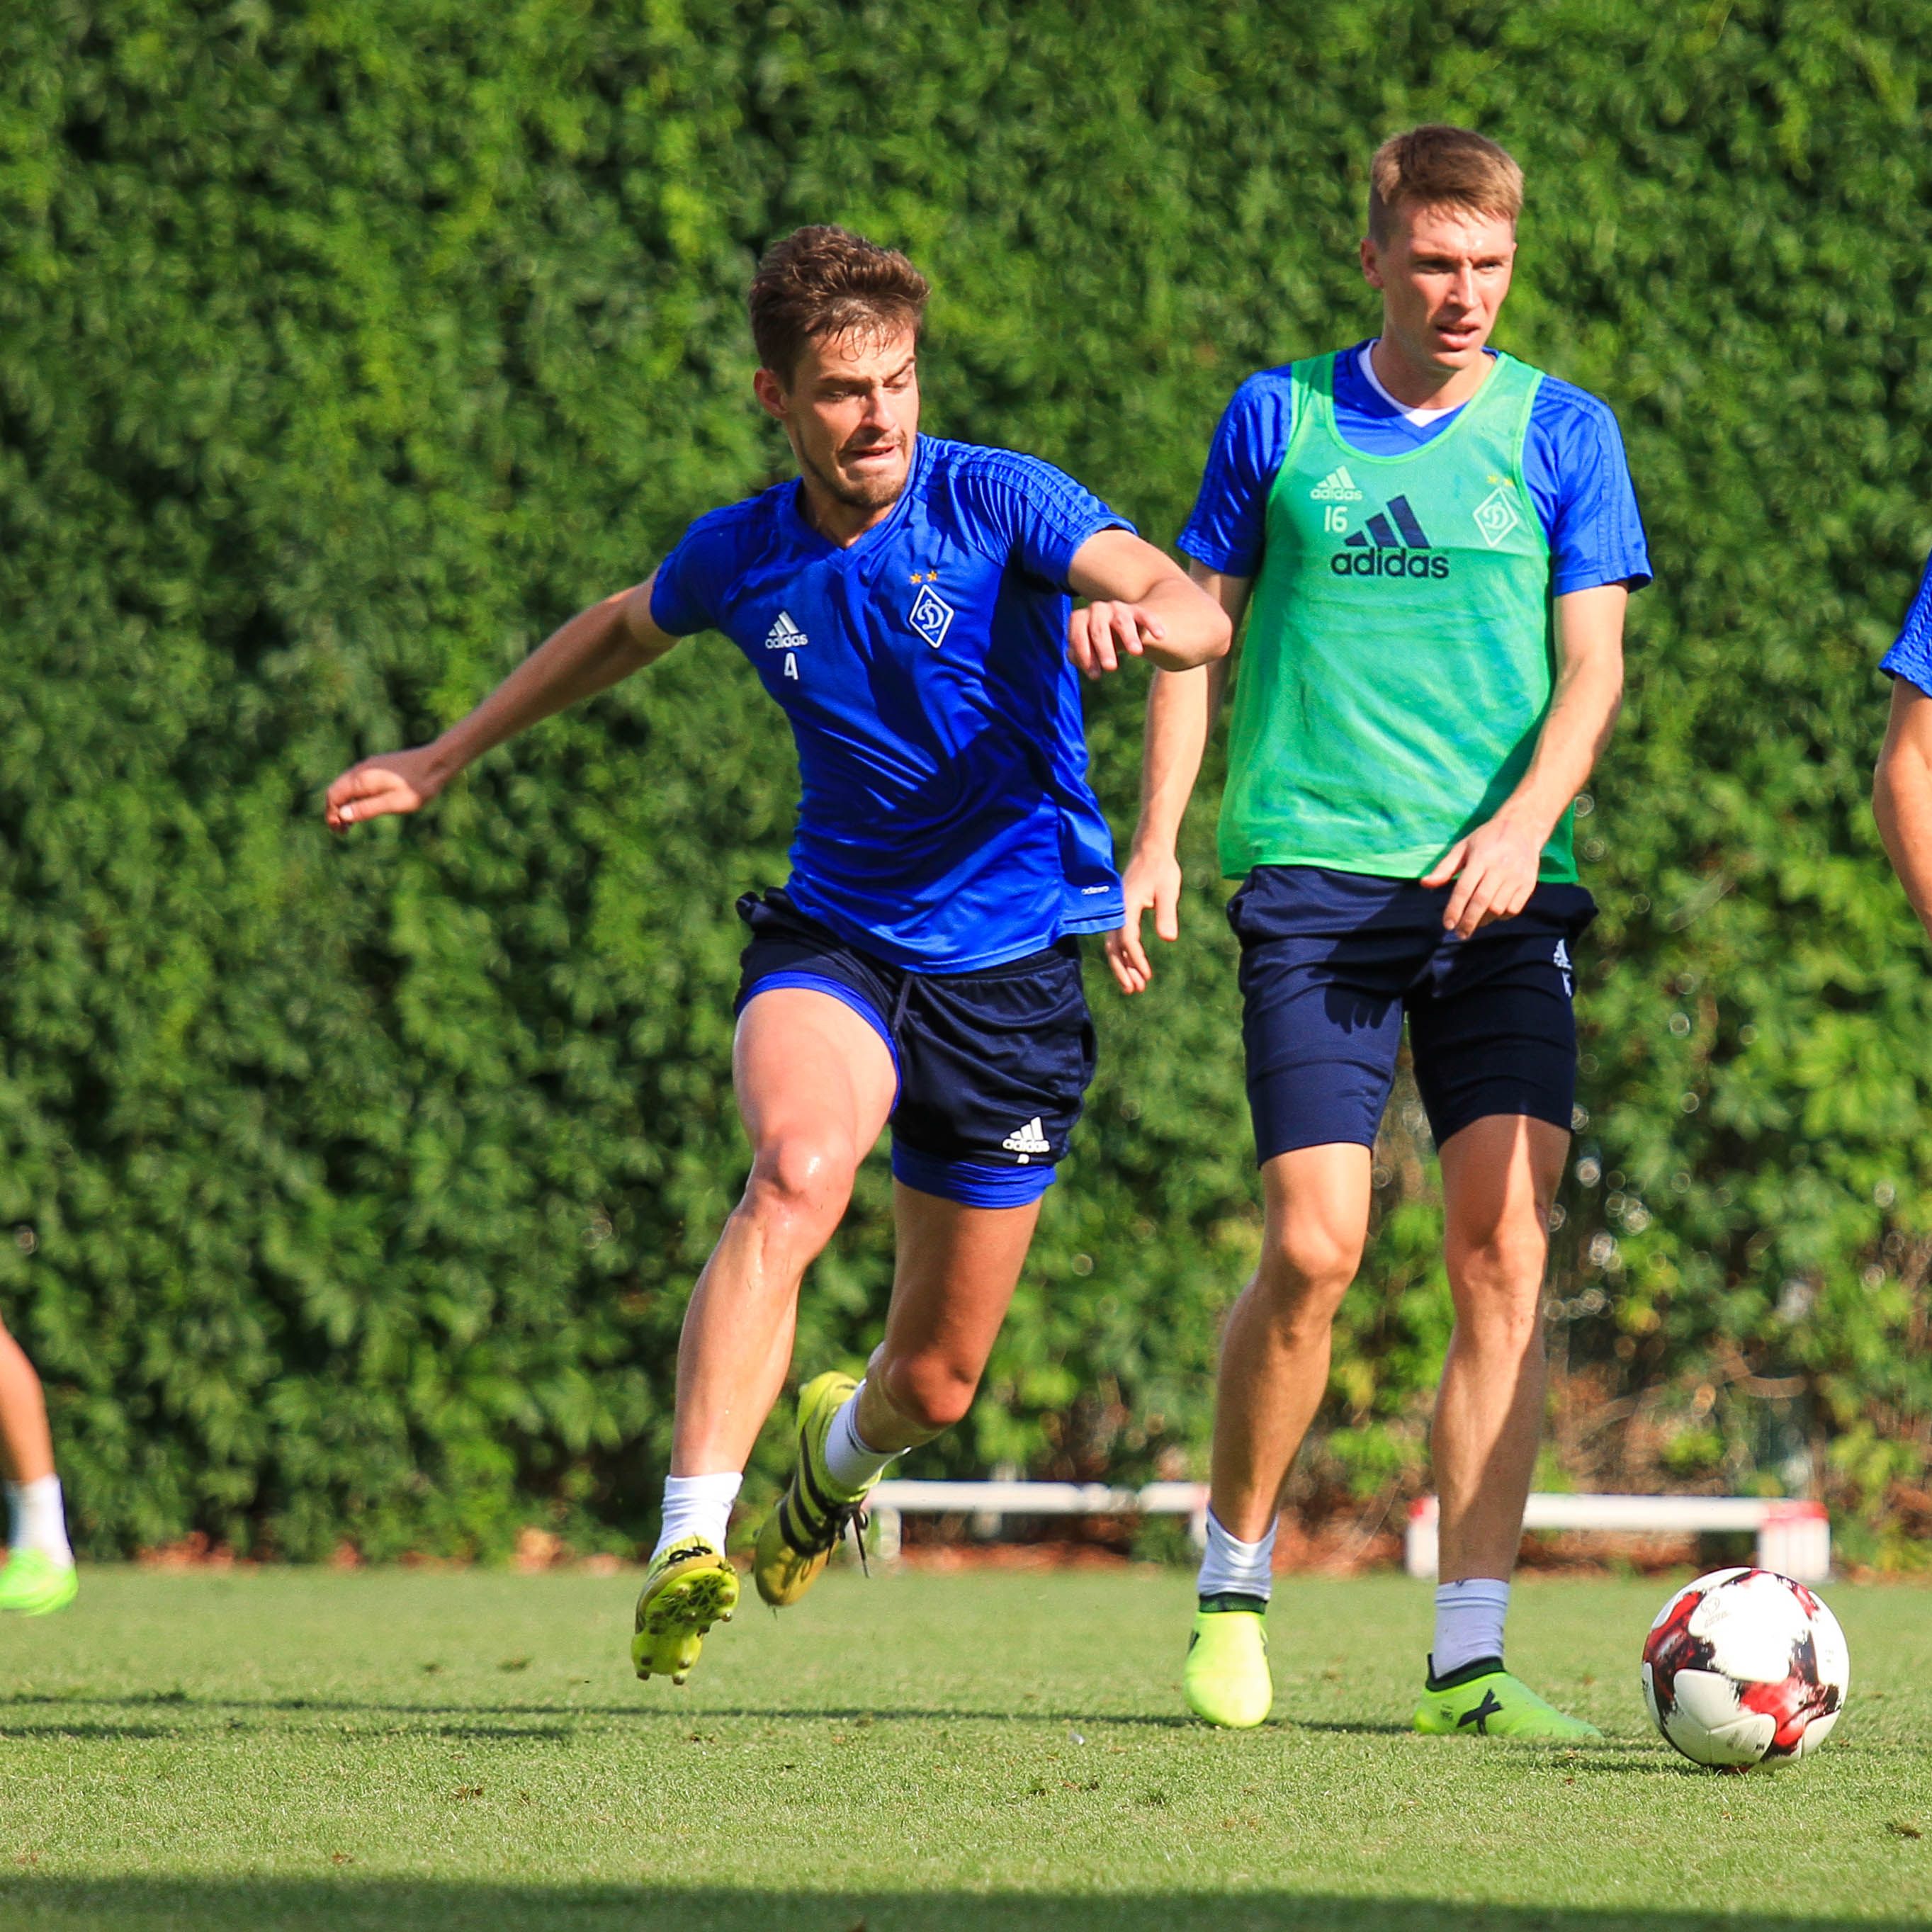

{"left": 672, "top": 989, "right": 897, "bottom": 1477}
{"left": 1206, "top": 1143, "right": 1373, "bottom": 1540}
{"left": 1186, "top": 1142, "right": 1369, "bottom": 1726}
{"left": 634, "top": 988, "right": 895, "bottom": 1681}
{"left": 858, "top": 1186, "right": 1039, "bottom": 1447}
{"left": 1413, "top": 1111, "right": 1597, "bottom": 1738}
{"left": 755, "top": 1185, "right": 1037, "bottom": 1605}
{"left": 0, "top": 1319, "right": 77, "bottom": 1615}
{"left": 1433, "top": 1112, "right": 1567, "bottom": 1586}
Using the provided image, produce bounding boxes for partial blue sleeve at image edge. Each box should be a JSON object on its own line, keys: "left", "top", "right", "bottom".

{"left": 1881, "top": 549, "right": 1932, "bottom": 696}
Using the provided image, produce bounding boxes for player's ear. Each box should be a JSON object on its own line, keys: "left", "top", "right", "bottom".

{"left": 1360, "top": 235, "right": 1383, "bottom": 289}
{"left": 752, "top": 366, "right": 789, "bottom": 422}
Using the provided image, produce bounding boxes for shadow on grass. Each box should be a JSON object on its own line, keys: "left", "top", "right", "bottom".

{"left": 0, "top": 1691, "right": 1203, "bottom": 1729}
{"left": 0, "top": 1878, "right": 1904, "bottom": 1932}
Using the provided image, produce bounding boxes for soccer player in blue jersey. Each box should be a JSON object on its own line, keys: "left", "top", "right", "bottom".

{"left": 1107, "top": 127, "right": 1650, "bottom": 1736}
{"left": 1876, "top": 560, "right": 1932, "bottom": 933}
{"left": 324, "top": 226, "right": 1230, "bottom": 1684}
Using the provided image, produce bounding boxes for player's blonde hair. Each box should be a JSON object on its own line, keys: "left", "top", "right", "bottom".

{"left": 1367, "top": 125, "right": 1523, "bottom": 242}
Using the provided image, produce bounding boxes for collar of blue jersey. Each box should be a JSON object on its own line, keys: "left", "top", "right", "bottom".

{"left": 776, "top": 432, "right": 933, "bottom": 587}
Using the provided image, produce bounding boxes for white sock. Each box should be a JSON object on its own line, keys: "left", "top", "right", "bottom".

{"left": 6, "top": 1475, "right": 73, "bottom": 1566}
{"left": 823, "top": 1384, "right": 900, "bottom": 1494}
{"left": 1195, "top": 1508, "right": 1276, "bottom": 1603}
{"left": 652, "top": 1471, "right": 742, "bottom": 1560}
{"left": 1432, "top": 1577, "right": 1510, "bottom": 1677}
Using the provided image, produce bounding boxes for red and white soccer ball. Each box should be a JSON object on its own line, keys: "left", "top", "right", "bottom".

{"left": 1642, "top": 1567, "right": 1850, "bottom": 1770}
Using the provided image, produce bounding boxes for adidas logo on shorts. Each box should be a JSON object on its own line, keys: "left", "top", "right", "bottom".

{"left": 1554, "top": 939, "right": 1573, "bottom": 997}
{"left": 1002, "top": 1117, "right": 1051, "bottom": 1162}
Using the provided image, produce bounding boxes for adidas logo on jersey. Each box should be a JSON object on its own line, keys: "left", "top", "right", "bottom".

{"left": 1309, "top": 465, "right": 1364, "bottom": 502}
{"left": 762, "top": 611, "right": 808, "bottom": 650}
{"left": 1002, "top": 1117, "right": 1051, "bottom": 1160}
{"left": 1330, "top": 492, "right": 1451, "bottom": 580}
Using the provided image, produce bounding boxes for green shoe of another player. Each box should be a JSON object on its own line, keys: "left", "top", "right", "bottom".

{"left": 1413, "top": 1658, "right": 1600, "bottom": 1740}
{"left": 1184, "top": 1602, "right": 1272, "bottom": 1728}
{"left": 631, "top": 1536, "right": 738, "bottom": 1684}
{"left": 753, "top": 1371, "right": 871, "bottom": 1609}
{"left": 0, "top": 1548, "right": 78, "bottom": 1616}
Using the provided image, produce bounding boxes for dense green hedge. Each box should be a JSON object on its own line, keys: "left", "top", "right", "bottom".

{"left": 2, "top": 0, "right": 1931, "bottom": 1562}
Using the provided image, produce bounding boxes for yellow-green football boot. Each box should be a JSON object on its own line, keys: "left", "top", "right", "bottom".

{"left": 753, "top": 1371, "right": 872, "bottom": 1608}
{"left": 0, "top": 1549, "right": 78, "bottom": 1617}
{"left": 1413, "top": 1659, "right": 1600, "bottom": 1740}
{"left": 631, "top": 1535, "right": 738, "bottom": 1684}
{"left": 1184, "top": 1599, "right": 1272, "bottom": 1727}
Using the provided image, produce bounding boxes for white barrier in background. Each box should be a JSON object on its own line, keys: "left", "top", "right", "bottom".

{"left": 867, "top": 1479, "right": 1209, "bottom": 1562}
{"left": 1404, "top": 1493, "right": 1831, "bottom": 1582}
{"left": 864, "top": 1481, "right": 1831, "bottom": 1581}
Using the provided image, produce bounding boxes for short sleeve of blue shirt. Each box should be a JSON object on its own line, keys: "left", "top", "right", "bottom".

{"left": 1526, "top": 376, "right": 1652, "bottom": 596}
{"left": 1177, "top": 369, "right": 1297, "bottom": 577}
{"left": 944, "top": 448, "right": 1133, "bottom": 584}
{"left": 1882, "top": 550, "right": 1932, "bottom": 697}
{"left": 649, "top": 505, "right": 750, "bottom": 637}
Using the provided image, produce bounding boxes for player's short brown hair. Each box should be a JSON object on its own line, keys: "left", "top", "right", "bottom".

{"left": 747, "top": 225, "right": 931, "bottom": 383}
{"left": 1367, "top": 125, "right": 1524, "bottom": 242}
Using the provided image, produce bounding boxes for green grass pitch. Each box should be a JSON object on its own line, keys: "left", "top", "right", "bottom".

{"left": 1, "top": 1565, "right": 1928, "bottom": 1929}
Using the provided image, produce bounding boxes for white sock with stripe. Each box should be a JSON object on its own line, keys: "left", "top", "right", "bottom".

{"left": 1432, "top": 1577, "right": 1510, "bottom": 1677}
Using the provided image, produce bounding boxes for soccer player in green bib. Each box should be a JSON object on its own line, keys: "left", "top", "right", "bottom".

{"left": 1109, "top": 126, "right": 1649, "bottom": 1736}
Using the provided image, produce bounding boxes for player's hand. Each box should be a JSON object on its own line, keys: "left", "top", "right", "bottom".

{"left": 1105, "top": 845, "right": 1183, "bottom": 994}
{"left": 1421, "top": 812, "right": 1544, "bottom": 937}
{"left": 1067, "top": 601, "right": 1166, "bottom": 680}
{"left": 324, "top": 745, "right": 448, "bottom": 831}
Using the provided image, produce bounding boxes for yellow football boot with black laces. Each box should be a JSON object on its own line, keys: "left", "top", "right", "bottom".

{"left": 1413, "top": 1656, "right": 1600, "bottom": 1739}
{"left": 753, "top": 1371, "right": 873, "bottom": 1608}
{"left": 631, "top": 1535, "right": 738, "bottom": 1684}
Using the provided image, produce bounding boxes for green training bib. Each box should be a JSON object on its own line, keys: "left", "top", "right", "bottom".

{"left": 1218, "top": 349, "right": 1573, "bottom": 883}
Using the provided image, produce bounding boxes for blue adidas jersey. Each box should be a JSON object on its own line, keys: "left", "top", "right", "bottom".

{"left": 1180, "top": 341, "right": 1652, "bottom": 596}
{"left": 1882, "top": 548, "right": 1932, "bottom": 697}
{"left": 650, "top": 435, "right": 1132, "bottom": 972}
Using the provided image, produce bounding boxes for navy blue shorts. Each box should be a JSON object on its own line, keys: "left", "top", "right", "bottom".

{"left": 734, "top": 890, "right": 1096, "bottom": 1209}
{"left": 1228, "top": 866, "right": 1598, "bottom": 1163}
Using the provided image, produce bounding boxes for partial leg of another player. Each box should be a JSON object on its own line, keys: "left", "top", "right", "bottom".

{"left": 1185, "top": 1143, "right": 1372, "bottom": 1728}
{"left": 1412, "top": 1112, "right": 1599, "bottom": 1739}
{"left": 752, "top": 1182, "right": 1038, "bottom": 1605}
{"left": 633, "top": 988, "right": 896, "bottom": 1683}
{"left": 0, "top": 1319, "right": 77, "bottom": 1615}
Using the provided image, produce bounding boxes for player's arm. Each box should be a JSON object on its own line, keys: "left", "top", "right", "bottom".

{"left": 1104, "top": 565, "right": 1251, "bottom": 995}
{"left": 1421, "top": 582, "right": 1627, "bottom": 937}
{"left": 1063, "top": 529, "right": 1232, "bottom": 679}
{"left": 1874, "top": 678, "right": 1932, "bottom": 938}
{"left": 324, "top": 577, "right": 679, "bottom": 829}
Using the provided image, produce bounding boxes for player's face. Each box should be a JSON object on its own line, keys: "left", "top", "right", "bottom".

{"left": 757, "top": 327, "right": 921, "bottom": 520}
{"left": 1361, "top": 203, "right": 1516, "bottom": 374}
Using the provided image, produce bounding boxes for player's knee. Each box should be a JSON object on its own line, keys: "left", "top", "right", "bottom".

{"left": 878, "top": 1352, "right": 978, "bottom": 1435}
{"left": 1255, "top": 1225, "right": 1362, "bottom": 1323}
{"left": 1452, "top": 1220, "right": 1549, "bottom": 1299}
{"left": 741, "top": 1135, "right": 857, "bottom": 1233}
{"left": 1452, "top": 1231, "right": 1549, "bottom": 1350}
